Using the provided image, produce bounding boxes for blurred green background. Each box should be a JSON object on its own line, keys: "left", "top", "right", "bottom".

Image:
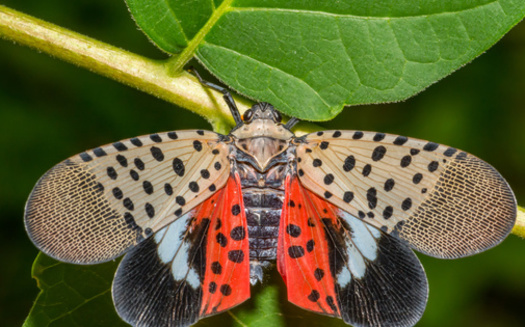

{"left": 0, "top": 1, "right": 524, "bottom": 326}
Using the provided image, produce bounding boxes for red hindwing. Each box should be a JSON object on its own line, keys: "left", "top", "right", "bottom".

{"left": 199, "top": 173, "right": 251, "bottom": 316}
{"left": 278, "top": 175, "right": 341, "bottom": 317}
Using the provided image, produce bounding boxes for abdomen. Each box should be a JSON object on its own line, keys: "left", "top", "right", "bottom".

{"left": 243, "top": 188, "right": 283, "bottom": 262}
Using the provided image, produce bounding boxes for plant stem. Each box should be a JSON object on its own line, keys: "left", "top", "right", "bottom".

{"left": 512, "top": 207, "right": 525, "bottom": 238}
{"left": 0, "top": 5, "right": 250, "bottom": 130}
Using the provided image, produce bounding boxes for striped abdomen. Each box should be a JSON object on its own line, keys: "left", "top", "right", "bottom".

{"left": 237, "top": 161, "right": 287, "bottom": 284}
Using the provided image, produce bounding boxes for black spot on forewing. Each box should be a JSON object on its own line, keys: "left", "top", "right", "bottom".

{"left": 173, "top": 158, "right": 185, "bottom": 176}
{"left": 79, "top": 152, "right": 93, "bottom": 162}
{"left": 130, "top": 138, "right": 143, "bottom": 147}
{"left": 113, "top": 142, "right": 128, "bottom": 151}
{"left": 176, "top": 196, "right": 186, "bottom": 206}
{"left": 400, "top": 155, "right": 412, "bottom": 168}
{"left": 143, "top": 181, "right": 154, "bottom": 195}
{"left": 343, "top": 155, "right": 356, "bottom": 172}
{"left": 107, "top": 167, "right": 118, "bottom": 180}
{"left": 383, "top": 206, "right": 393, "bottom": 219}
{"left": 401, "top": 198, "right": 412, "bottom": 211}
{"left": 362, "top": 164, "right": 372, "bottom": 177}
{"left": 373, "top": 133, "right": 385, "bottom": 141}
{"left": 352, "top": 131, "right": 364, "bottom": 139}
{"left": 343, "top": 191, "right": 354, "bottom": 203}
{"left": 134, "top": 158, "right": 145, "bottom": 170}
{"left": 371, "top": 146, "right": 386, "bottom": 161}
{"left": 444, "top": 147, "right": 457, "bottom": 157}
{"left": 123, "top": 198, "right": 134, "bottom": 211}
{"left": 164, "top": 183, "right": 173, "bottom": 195}
{"left": 189, "top": 182, "right": 199, "bottom": 193}
{"left": 384, "top": 178, "right": 395, "bottom": 192}
{"left": 130, "top": 170, "right": 139, "bottom": 181}
{"left": 193, "top": 140, "right": 203, "bottom": 152}
{"left": 423, "top": 142, "right": 438, "bottom": 152}
{"left": 113, "top": 187, "right": 123, "bottom": 200}
{"left": 393, "top": 136, "right": 408, "bottom": 145}
{"left": 200, "top": 169, "right": 210, "bottom": 179}
{"left": 116, "top": 155, "right": 128, "bottom": 167}
{"left": 366, "top": 188, "right": 377, "bottom": 209}
{"left": 145, "top": 203, "right": 155, "bottom": 218}
{"left": 150, "top": 146, "right": 164, "bottom": 161}
{"left": 93, "top": 147, "right": 107, "bottom": 157}
{"left": 150, "top": 134, "right": 162, "bottom": 143}
{"left": 324, "top": 174, "right": 334, "bottom": 185}
{"left": 428, "top": 161, "right": 439, "bottom": 172}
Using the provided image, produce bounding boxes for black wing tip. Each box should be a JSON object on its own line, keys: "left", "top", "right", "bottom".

{"left": 338, "top": 235, "right": 428, "bottom": 327}
{"left": 113, "top": 238, "right": 203, "bottom": 327}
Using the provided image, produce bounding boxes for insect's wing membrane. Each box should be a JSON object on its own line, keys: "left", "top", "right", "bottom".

{"left": 278, "top": 176, "right": 427, "bottom": 327}
{"left": 277, "top": 176, "right": 340, "bottom": 316}
{"left": 296, "top": 131, "right": 516, "bottom": 258}
{"left": 25, "top": 130, "right": 230, "bottom": 264}
{"left": 113, "top": 174, "right": 250, "bottom": 327}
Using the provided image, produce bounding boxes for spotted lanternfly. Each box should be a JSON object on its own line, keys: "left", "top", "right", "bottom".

{"left": 25, "top": 71, "right": 516, "bottom": 327}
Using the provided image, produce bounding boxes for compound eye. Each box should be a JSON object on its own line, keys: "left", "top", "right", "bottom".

{"left": 273, "top": 110, "right": 282, "bottom": 122}
{"left": 243, "top": 109, "right": 254, "bottom": 122}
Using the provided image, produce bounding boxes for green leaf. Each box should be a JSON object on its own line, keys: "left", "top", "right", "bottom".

{"left": 24, "top": 257, "right": 347, "bottom": 327}
{"left": 126, "top": 0, "right": 525, "bottom": 120}
{"left": 23, "top": 253, "right": 127, "bottom": 327}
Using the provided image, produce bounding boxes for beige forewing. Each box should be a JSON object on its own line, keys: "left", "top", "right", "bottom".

{"left": 296, "top": 130, "right": 516, "bottom": 258}
{"left": 25, "top": 130, "right": 230, "bottom": 264}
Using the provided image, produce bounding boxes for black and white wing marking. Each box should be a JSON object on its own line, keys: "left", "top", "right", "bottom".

{"left": 296, "top": 131, "right": 516, "bottom": 258}
{"left": 278, "top": 177, "right": 427, "bottom": 327}
{"left": 25, "top": 130, "right": 230, "bottom": 264}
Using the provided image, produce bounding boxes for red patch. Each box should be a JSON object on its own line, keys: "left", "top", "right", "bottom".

{"left": 198, "top": 174, "right": 250, "bottom": 316}
{"left": 277, "top": 176, "right": 341, "bottom": 317}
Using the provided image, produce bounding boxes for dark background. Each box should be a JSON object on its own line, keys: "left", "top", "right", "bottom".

{"left": 1, "top": 1, "right": 524, "bottom": 326}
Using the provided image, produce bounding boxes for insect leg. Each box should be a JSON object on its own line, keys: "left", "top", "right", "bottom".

{"left": 190, "top": 68, "right": 243, "bottom": 127}
{"left": 284, "top": 117, "right": 300, "bottom": 130}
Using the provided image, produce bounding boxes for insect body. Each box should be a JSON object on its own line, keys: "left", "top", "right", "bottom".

{"left": 25, "top": 78, "right": 516, "bottom": 327}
